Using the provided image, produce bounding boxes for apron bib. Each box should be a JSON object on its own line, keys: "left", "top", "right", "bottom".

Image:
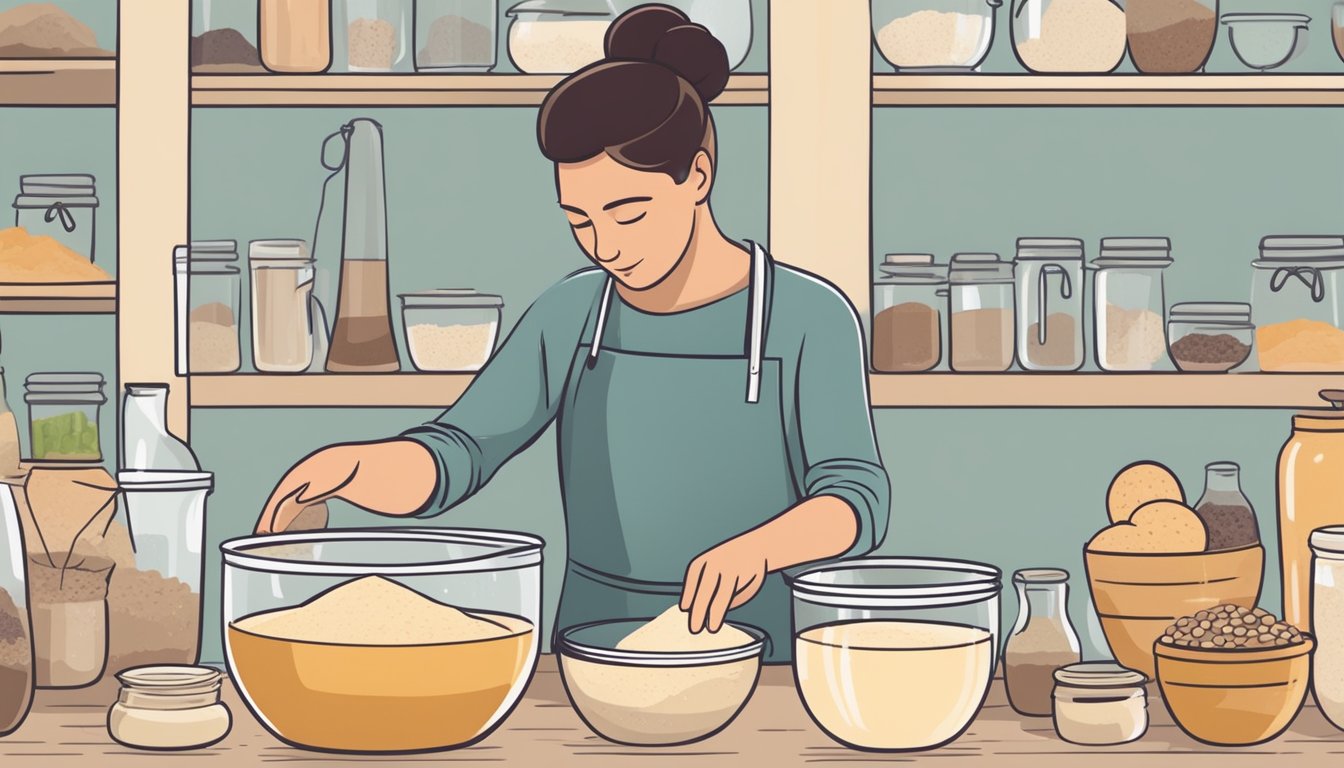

{"left": 554, "top": 243, "right": 799, "bottom": 662}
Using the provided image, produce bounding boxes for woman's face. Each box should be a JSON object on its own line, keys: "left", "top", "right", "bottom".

{"left": 556, "top": 152, "right": 710, "bottom": 291}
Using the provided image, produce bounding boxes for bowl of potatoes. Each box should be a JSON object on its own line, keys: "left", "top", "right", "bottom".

{"left": 1084, "top": 461, "right": 1264, "bottom": 679}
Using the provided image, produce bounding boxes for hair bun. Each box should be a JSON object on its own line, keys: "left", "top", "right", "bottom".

{"left": 605, "top": 4, "right": 730, "bottom": 103}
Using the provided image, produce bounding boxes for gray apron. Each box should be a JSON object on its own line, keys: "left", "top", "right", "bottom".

{"left": 554, "top": 242, "right": 799, "bottom": 662}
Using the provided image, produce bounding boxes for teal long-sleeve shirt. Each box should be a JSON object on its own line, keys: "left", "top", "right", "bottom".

{"left": 400, "top": 258, "right": 890, "bottom": 562}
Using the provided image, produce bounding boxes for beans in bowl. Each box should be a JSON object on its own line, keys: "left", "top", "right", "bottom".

{"left": 1160, "top": 604, "right": 1304, "bottom": 650}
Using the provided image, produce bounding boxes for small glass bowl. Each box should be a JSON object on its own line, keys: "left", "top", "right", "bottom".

{"left": 1167, "top": 302, "right": 1255, "bottom": 373}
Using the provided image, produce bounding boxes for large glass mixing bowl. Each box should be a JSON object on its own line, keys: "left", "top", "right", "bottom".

{"left": 221, "top": 528, "right": 543, "bottom": 753}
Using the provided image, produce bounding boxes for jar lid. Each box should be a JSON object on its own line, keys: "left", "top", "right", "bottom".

{"left": 788, "top": 557, "right": 1001, "bottom": 609}
{"left": 189, "top": 240, "right": 240, "bottom": 262}
{"left": 1016, "top": 238, "right": 1084, "bottom": 261}
{"left": 1168, "top": 302, "right": 1252, "bottom": 324}
{"left": 878, "top": 254, "right": 948, "bottom": 284}
{"left": 1311, "top": 526, "right": 1344, "bottom": 556}
{"left": 1255, "top": 235, "right": 1344, "bottom": 266}
{"left": 1095, "top": 237, "right": 1173, "bottom": 267}
{"left": 118, "top": 470, "right": 214, "bottom": 492}
{"left": 1013, "top": 568, "right": 1069, "bottom": 584}
{"left": 1054, "top": 662, "right": 1147, "bottom": 688}
{"left": 249, "top": 239, "right": 310, "bottom": 261}
{"left": 399, "top": 289, "right": 504, "bottom": 309}
{"left": 506, "top": 0, "right": 615, "bottom": 17}
{"left": 116, "top": 665, "right": 221, "bottom": 690}
{"left": 25, "top": 372, "right": 106, "bottom": 397}
{"left": 1222, "top": 13, "right": 1311, "bottom": 25}
{"left": 949, "top": 253, "right": 1013, "bottom": 284}
{"left": 18, "top": 173, "right": 96, "bottom": 196}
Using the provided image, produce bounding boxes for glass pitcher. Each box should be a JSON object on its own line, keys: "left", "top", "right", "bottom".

{"left": 1003, "top": 568, "right": 1081, "bottom": 717}
{"left": 1194, "top": 462, "right": 1259, "bottom": 553}
{"left": 1015, "top": 238, "right": 1084, "bottom": 372}
{"left": 122, "top": 385, "right": 198, "bottom": 472}
{"left": 320, "top": 119, "right": 401, "bottom": 373}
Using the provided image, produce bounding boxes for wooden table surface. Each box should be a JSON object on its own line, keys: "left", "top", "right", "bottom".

{"left": 5, "top": 655, "right": 1344, "bottom": 765}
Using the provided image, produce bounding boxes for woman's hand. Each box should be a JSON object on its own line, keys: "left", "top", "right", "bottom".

{"left": 255, "top": 440, "right": 438, "bottom": 534}
{"left": 680, "top": 535, "right": 769, "bottom": 635}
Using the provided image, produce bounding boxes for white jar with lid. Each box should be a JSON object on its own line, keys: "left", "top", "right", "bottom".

{"left": 1093, "top": 237, "right": 1172, "bottom": 372}
{"left": 108, "top": 665, "right": 231, "bottom": 750}
{"left": 1052, "top": 662, "right": 1148, "bottom": 746}
{"left": 1310, "top": 526, "right": 1344, "bottom": 729}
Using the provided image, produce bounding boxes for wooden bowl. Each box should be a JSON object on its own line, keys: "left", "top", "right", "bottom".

{"left": 1084, "top": 545, "right": 1264, "bottom": 678}
{"left": 1155, "top": 637, "right": 1314, "bottom": 746}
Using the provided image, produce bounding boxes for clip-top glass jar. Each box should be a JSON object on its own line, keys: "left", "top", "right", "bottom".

{"left": 1127, "top": 0, "right": 1218, "bottom": 73}
{"left": 1012, "top": 0, "right": 1127, "bottom": 73}
{"left": 949, "top": 253, "right": 1015, "bottom": 372}
{"left": 1093, "top": 238, "right": 1172, "bottom": 372}
{"left": 1004, "top": 568, "right": 1082, "bottom": 717}
{"left": 872, "top": 254, "right": 948, "bottom": 373}
{"left": 1015, "top": 239, "right": 1084, "bottom": 372}
{"left": 1252, "top": 236, "right": 1344, "bottom": 373}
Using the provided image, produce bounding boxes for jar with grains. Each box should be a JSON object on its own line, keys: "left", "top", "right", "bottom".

{"left": 1127, "top": 0, "right": 1218, "bottom": 73}
{"left": 1251, "top": 236, "right": 1344, "bottom": 373}
{"left": 1011, "top": 0, "right": 1127, "bottom": 73}
{"left": 108, "top": 666, "right": 231, "bottom": 750}
{"left": 949, "top": 253, "right": 1015, "bottom": 372}
{"left": 249, "top": 240, "right": 327, "bottom": 374}
{"left": 12, "top": 174, "right": 98, "bottom": 263}
{"left": 1193, "top": 462, "right": 1259, "bottom": 553}
{"left": 1003, "top": 569, "right": 1081, "bottom": 717}
{"left": 260, "top": 0, "right": 333, "bottom": 73}
{"left": 1015, "top": 239, "right": 1085, "bottom": 372}
{"left": 1052, "top": 663, "right": 1148, "bottom": 746}
{"left": 1279, "top": 391, "right": 1344, "bottom": 631}
{"left": 870, "top": 0, "right": 1002, "bottom": 71}
{"left": 505, "top": 0, "right": 615, "bottom": 74}
{"left": 191, "top": 0, "right": 263, "bottom": 72}
{"left": 1311, "top": 525, "right": 1344, "bottom": 729}
{"left": 1166, "top": 302, "right": 1253, "bottom": 373}
{"left": 0, "top": 483, "right": 33, "bottom": 736}
{"left": 1092, "top": 238, "right": 1172, "bottom": 372}
{"left": 414, "top": 0, "right": 499, "bottom": 72}
{"left": 336, "top": 0, "right": 411, "bottom": 72}
{"left": 872, "top": 254, "right": 948, "bottom": 373}
{"left": 179, "top": 241, "right": 242, "bottom": 374}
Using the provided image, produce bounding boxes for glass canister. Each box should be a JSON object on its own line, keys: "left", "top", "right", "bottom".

{"left": 1311, "top": 525, "right": 1344, "bottom": 729}
{"left": 1052, "top": 663, "right": 1148, "bottom": 745}
{"left": 0, "top": 483, "right": 33, "bottom": 735}
{"left": 872, "top": 254, "right": 948, "bottom": 373}
{"left": 109, "top": 666, "right": 231, "bottom": 750}
{"left": 1011, "top": 0, "right": 1127, "bottom": 73}
{"left": 192, "top": 0, "right": 263, "bottom": 72}
{"left": 1093, "top": 238, "right": 1172, "bottom": 372}
{"left": 1167, "top": 302, "right": 1254, "bottom": 373}
{"left": 1127, "top": 0, "right": 1218, "bottom": 73}
{"left": 1015, "top": 239, "right": 1085, "bottom": 372}
{"left": 1252, "top": 236, "right": 1344, "bottom": 373}
{"left": 1004, "top": 568, "right": 1082, "bottom": 717}
{"left": 1279, "top": 391, "right": 1344, "bottom": 631}
{"left": 400, "top": 290, "right": 503, "bottom": 372}
{"left": 871, "top": 0, "right": 1002, "bottom": 71}
{"left": 949, "top": 253, "right": 1015, "bottom": 372}
{"left": 789, "top": 558, "right": 1002, "bottom": 751}
{"left": 338, "top": 0, "right": 411, "bottom": 71}
{"left": 183, "top": 241, "right": 242, "bottom": 374}
{"left": 414, "top": 0, "right": 499, "bottom": 71}
{"left": 260, "top": 0, "right": 333, "bottom": 73}
{"left": 23, "top": 373, "right": 106, "bottom": 464}
{"left": 250, "top": 240, "right": 328, "bottom": 374}
{"left": 505, "top": 0, "right": 616, "bottom": 74}
{"left": 1194, "top": 462, "right": 1259, "bottom": 552}
{"left": 12, "top": 174, "right": 98, "bottom": 263}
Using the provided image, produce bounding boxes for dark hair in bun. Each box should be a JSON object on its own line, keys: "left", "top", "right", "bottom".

{"left": 538, "top": 4, "right": 730, "bottom": 183}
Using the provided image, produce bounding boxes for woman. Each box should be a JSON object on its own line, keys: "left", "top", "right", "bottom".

{"left": 255, "top": 5, "right": 888, "bottom": 661}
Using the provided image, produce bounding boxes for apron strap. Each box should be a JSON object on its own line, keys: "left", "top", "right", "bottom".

{"left": 586, "top": 276, "right": 615, "bottom": 370}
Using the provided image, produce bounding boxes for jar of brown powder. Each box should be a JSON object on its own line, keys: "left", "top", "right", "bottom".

{"left": 1004, "top": 568, "right": 1081, "bottom": 717}
{"left": 1127, "top": 0, "right": 1218, "bottom": 73}
{"left": 949, "top": 253, "right": 1015, "bottom": 372}
{"left": 1015, "top": 238, "right": 1085, "bottom": 372}
{"left": 872, "top": 254, "right": 947, "bottom": 373}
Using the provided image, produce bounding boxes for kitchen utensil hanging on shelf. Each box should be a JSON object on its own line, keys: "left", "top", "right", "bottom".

{"left": 312, "top": 118, "right": 401, "bottom": 373}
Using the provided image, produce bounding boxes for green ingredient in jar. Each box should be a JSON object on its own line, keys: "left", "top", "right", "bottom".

{"left": 30, "top": 411, "right": 100, "bottom": 460}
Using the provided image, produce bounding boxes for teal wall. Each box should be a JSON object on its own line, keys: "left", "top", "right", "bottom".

{"left": 0, "top": 0, "right": 1337, "bottom": 664}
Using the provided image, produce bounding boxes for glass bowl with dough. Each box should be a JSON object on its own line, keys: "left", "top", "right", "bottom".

{"left": 556, "top": 606, "right": 767, "bottom": 746}
{"left": 220, "top": 528, "right": 542, "bottom": 753}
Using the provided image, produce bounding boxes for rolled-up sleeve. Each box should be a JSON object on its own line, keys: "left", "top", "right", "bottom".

{"left": 795, "top": 287, "right": 891, "bottom": 558}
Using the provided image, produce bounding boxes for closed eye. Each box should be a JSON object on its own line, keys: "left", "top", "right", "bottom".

{"left": 569, "top": 219, "right": 593, "bottom": 230}
{"left": 616, "top": 211, "right": 647, "bottom": 225}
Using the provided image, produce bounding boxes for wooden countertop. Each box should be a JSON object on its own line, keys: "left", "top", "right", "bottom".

{"left": 7, "top": 656, "right": 1344, "bottom": 765}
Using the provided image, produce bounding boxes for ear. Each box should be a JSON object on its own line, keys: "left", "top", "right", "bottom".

{"left": 688, "top": 149, "right": 714, "bottom": 205}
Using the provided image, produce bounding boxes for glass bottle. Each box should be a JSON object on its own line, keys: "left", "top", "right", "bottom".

{"left": 121, "top": 385, "right": 198, "bottom": 472}
{"left": 1193, "top": 462, "right": 1259, "bottom": 553}
{"left": 0, "top": 482, "right": 33, "bottom": 735}
{"left": 1004, "top": 568, "right": 1082, "bottom": 717}
{"left": 1280, "top": 391, "right": 1344, "bottom": 630}
{"left": 0, "top": 369, "right": 22, "bottom": 478}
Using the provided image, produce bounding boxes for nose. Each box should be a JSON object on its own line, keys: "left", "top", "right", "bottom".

{"left": 591, "top": 228, "right": 620, "bottom": 264}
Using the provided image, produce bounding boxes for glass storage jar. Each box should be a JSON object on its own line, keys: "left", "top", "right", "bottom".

{"left": 260, "top": 0, "right": 333, "bottom": 73}
{"left": 789, "top": 558, "right": 1001, "bottom": 751}
{"left": 871, "top": 0, "right": 1002, "bottom": 71}
{"left": 400, "top": 289, "right": 503, "bottom": 372}
{"left": 1012, "top": 0, "right": 1127, "bottom": 73}
{"left": 1167, "top": 303, "right": 1253, "bottom": 373}
{"left": 192, "top": 0, "right": 263, "bottom": 72}
{"left": 1015, "top": 238, "right": 1084, "bottom": 372}
{"left": 109, "top": 666, "right": 231, "bottom": 750}
{"left": 221, "top": 529, "right": 543, "bottom": 753}
{"left": 872, "top": 254, "right": 948, "bottom": 373}
{"left": 23, "top": 373, "right": 106, "bottom": 463}
{"left": 1194, "top": 461, "right": 1259, "bottom": 552}
{"left": 0, "top": 483, "right": 33, "bottom": 735}
{"left": 182, "top": 241, "right": 241, "bottom": 374}
{"left": 1052, "top": 663, "right": 1148, "bottom": 745}
{"left": 1093, "top": 238, "right": 1172, "bottom": 372}
{"left": 414, "top": 0, "right": 499, "bottom": 71}
{"left": 1252, "top": 236, "right": 1344, "bottom": 373}
{"left": 0, "top": 369, "right": 20, "bottom": 478}
{"left": 1127, "top": 0, "right": 1218, "bottom": 73}
{"left": 12, "top": 174, "right": 98, "bottom": 263}
{"left": 1004, "top": 568, "right": 1081, "bottom": 717}
{"left": 1311, "top": 525, "right": 1344, "bottom": 729}
{"left": 338, "top": 0, "right": 411, "bottom": 71}
{"left": 250, "top": 240, "right": 328, "bottom": 374}
{"left": 505, "top": 0, "right": 615, "bottom": 74}
{"left": 949, "top": 253, "right": 1015, "bottom": 372}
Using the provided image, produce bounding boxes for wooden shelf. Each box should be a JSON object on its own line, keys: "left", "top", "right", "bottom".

{"left": 873, "top": 74, "right": 1344, "bottom": 107}
{"left": 190, "top": 371, "right": 1342, "bottom": 409}
{"left": 0, "top": 58, "right": 115, "bottom": 106}
{"left": 0, "top": 282, "right": 115, "bottom": 314}
{"left": 191, "top": 73, "right": 769, "bottom": 107}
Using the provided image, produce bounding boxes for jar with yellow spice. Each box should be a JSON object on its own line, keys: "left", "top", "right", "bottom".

{"left": 1252, "top": 237, "right": 1344, "bottom": 372}
{"left": 1278, "top": 390, "right": 1344, "bottom": 630}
